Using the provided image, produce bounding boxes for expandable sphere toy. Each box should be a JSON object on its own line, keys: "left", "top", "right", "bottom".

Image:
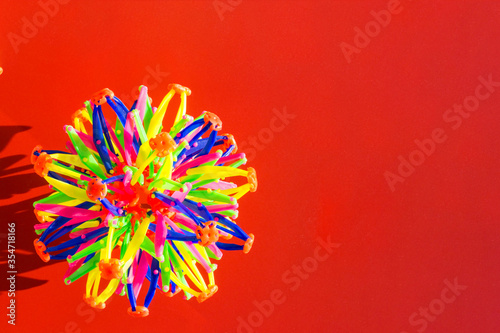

{"left": 31, "top": 84, "right": 257, "bottom": 317}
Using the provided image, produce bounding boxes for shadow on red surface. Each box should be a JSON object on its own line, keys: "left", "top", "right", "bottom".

{"left": 0, "top": 126, "right": 50, "bottom": 292}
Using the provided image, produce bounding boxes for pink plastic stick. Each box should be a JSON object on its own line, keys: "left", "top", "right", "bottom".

{"left": 66, "top": 141, "right": 77, "bottom": 155}
{"left": 171, "top": 183, "right": 192, "bottom": 202}
{"left": 154, "top": 212, "right": 167, "bottom": 259}
{"left": 35, "top": 204, "right": 101, "bottom": 219}
{"left": 123, "top": 113, "right": 137, "bottom": 162}
{"left": 206, "top": 204, "right": 238, "bottom": 212}
{"left": 172, "top": 152, "right": 221, "bottom": 179}
{"left": 136, "top": 86, "right": 148, "bottom": 120}
{"left": 200, "top": 181, "right": 237, "bottom": 190}
{"left": 185, "top": 242, "right": 211, "bottom": 272}
{"left": 217, "top": 153, "right": 246, "bottom": 166}
{"left": 133, "top": 252, "right": 150, "bottom": 298}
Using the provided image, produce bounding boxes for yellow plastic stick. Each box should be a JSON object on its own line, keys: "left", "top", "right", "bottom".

{"left": 169, "top": 273, "right": 200, "bottom": 297}
{"left": 185, "top": 166, "right": 247, "bottom": 181}
{"left": 146, "top": 89, "right": 175, "bottom": 139}
{"left": 86, "top": 268, "right": 98, "bottom": 297}
{"left": 135, "top": 141, "right": 152, "bottom": 169}
{"left": 232, "top": 184, "right": 251, "bottom": 200}
{"left": 49, "top": 163, "right": 84, "bottom": 179}
{"left": 131, "top": 151, "right": 158, "bottom": 185}
{"left": 208, "top": 271, "right": 215, "bottom": 287}
{"left": 52, "top": 153, "right": 90, "bottom": 170}
{"left": 102, "top": 226, "right": 115, "bottom": 261}
{"left": 95, "top": 278, "right": 120, "bottom": 304}
{"left": 169, "top": 242, "right": 199, "bottom": 286}
{"left": 157, "top": 152, "right": 173, "bottom": 180}
{"left": 122, "top": 218, "right": 151, "bottom": 269}
{"left": 44, "top": 176, "right": 89, "bottom": 201}
{"left": 173, "top": 91, "right": 187, "bottom": 125}
{"left": 175, "top": 242, "right": 206, "bottom": 290}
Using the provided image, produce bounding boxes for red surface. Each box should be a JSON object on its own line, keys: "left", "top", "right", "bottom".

{"left": 1, "top": 1, "right": 500, "bottom": 332}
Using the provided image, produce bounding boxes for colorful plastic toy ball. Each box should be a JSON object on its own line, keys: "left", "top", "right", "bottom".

{"left": 31, "top": 84, "right": 257, "bottom": 317}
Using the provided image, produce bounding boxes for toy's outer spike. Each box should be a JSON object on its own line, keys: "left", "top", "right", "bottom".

{"left": 128, "top": 306, "right": 149, "bottom": 318}
{"left": 222, "top": 134, "right": 238, "bottom": 153}
{"left": 33, "top": 152, "right": 52, "bottom": 177}
{"left": 247, "top": 167, "right": 258, "bottom": 192}
{"left": 31, "top": 84, "right": 258, "bottom": 316}
{"left": 204, "top": 112, "right": 222, "bottom": 131}
{"left": 167, "top": 83, "right": 192, "bottom": 96}
{"left": 31, "top": 145, "right": 43, "bottom": 164}
{"left": 243, "top": 234, "right": 255, "bottom": 254}
{"left": 93, "top": 88, "right": 114, "bottom": 106}
{"left": 84, "top": 295, "right": 106, "bottom": 309}
{"left": 34, "top": 239, "right": 50, "bottom": 262}
{"left": 197, "top": 284, "right": 218, "bottom": 303}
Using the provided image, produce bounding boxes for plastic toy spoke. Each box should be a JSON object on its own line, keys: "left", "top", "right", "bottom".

{"left": 31, "top": 84, "right": 258, "bottom": 317}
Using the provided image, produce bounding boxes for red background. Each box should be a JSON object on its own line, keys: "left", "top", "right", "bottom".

{"left": 1, "top": 1, "right": 500, "bottom": 332}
